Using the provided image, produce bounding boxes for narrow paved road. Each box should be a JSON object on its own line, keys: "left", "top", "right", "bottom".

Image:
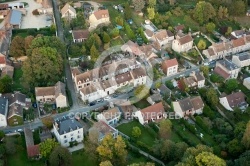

{"left": 52, "top": 0, "right": 79, "bottom": 108}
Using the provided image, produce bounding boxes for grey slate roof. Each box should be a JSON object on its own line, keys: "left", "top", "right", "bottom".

{"left": 55, "top": 117, "right": 83, "bottom": 135}
{"left": 0, "top": 97, "right": 7, "bottom": 115}
{"left": 55, "top": 81, "right": 66, "bottom": 98}
{"left": 24, "top": 128, "right": 34, "bottom": 147}
{"left": 10, "top": 10, "right": 22, "bottom": 25}
{"left": 217, "top": 59, "right": 239, "bottom": 71}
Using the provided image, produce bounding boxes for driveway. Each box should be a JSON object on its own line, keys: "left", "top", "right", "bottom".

{"left": 81, "top": 1, "right": 101, "bottom": 12}
{"left": 11, "top": 0, "right": 52, "bottom": 29}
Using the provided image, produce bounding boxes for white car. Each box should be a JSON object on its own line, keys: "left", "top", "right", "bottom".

{"left": 104, "top": 96, "right": 111, "bottom": 100}
{"left": 17, "top": 129, "right": 23, "bottom": 132}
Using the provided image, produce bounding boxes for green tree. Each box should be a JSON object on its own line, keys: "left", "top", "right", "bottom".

{"left": 0, "top": 75, "right": 12, "bottom": 93}
{"left": 124, "top": 3, "right": 132, "bottom": 20}
{"left": 124, "top": 23, "right": 135, "bottom": 40}
{"left": 225, "top": 79, "right": 238, "bottom": 93}
{"left": 132, "top": 0, "right": 145, "bottom": 12}
{"left": 81, "top": 45, "right": 86, "bottom": 54}
{"left": 110, "top": 28, "right": 119, "bottom": 38}
{"left": 115, "top": 16, "right": 124, "bottom": 26}
{"left": 195, "top": 152, "right": 226, "bottom": 166}
{"left": 200, "top": 65, "right": 209, "bottom": 77}
{"left": 94, "top": 33, "right": 102, "bottom": 49}
{"left": 193, "top": 1, "right": 216, "bottom": 25}
{"left": 9, "top": 36, "right": 25, "bottom": 59}
{"left": 169, "top": 0, "right": 175, "bottom": 5}
{"left": 230, "top": 0, "right": 246, "bottom": 16}
{"left": 206, "top": 88, "right": 218, "bottom": 106}
{"left": 39, "top": 138, "right": 59, "bottom": 158}
{"left": 90, "top": 44, "right": 99, "bottom": 61}
{"left": 197, "top": 39, "right": 206, "bottom": 50}
{"left": 218, "top": 6, "right": 228, "bottom": 19}
{"left": 0, "top": 131, "right": 4, "bottom": 140}
{"left": 159, "top": 119, "right": 172, "bottom": 139}
{"left": 132, "top": 126, "right": 141, "bottom": 138}
{"left": 128, "top": 163, "right": 155, "bottom": 166}
{"left": 147, "top": 7, "right": 155, "bottom": 20}
{"left": 96, "top": 135, "right": 127, "bottom": 165}
{"left": 148, "top": 0, "right": 156, "bottom": 7}
{"left": 49, "top": 146, "right": 72, "bottom": 166}
{"left": 235, "top": 150, "right": 250, "bottom": 166}
{"left": 22, "top": 47, "right": 63, "bottom": 87}
{"left": 100, "top": 161, "right": 113, "bottom": 166}
{"left": 206, "top": 22, "right": 215, "bottom": 33}
{"left": 226, "top": 27, "right": 232, "bottom": 36}
{"left": 227, "top": 138, "right": 244, "bottom": 157}
{"left": 103, "top": 32, "right": 111, "bottom": 43}
{"left": 69, "top": 44, "right": 82, "bottom": 57}
{"left": 242, "top": 121, "right": 250, "bottom": 149}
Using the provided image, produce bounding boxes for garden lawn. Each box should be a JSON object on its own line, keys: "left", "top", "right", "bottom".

{"left": 72, "top": 150, "right": 97, "bottom": 166}
{"left": 171, "top": 120, "right": 202, "bottom": 146}
{"left": 219, "top": 20, "right": 240, "bottom": 31}
{"left": 6, "top": 135, "right": 44, "bottom": 166}
{"left": 194, "top": 35, "right": 212, "bottom": 49}
{"left": 133, "top": 99, "right": 150, "bottom": 109}
{"left": 12, "top": 68, "right": 25, "bottom": 92}
{"left": 116, "top": 120, "right": 156, "bottom": 146}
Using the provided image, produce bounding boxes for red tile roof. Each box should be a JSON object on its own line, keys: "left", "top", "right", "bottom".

{"left": 214, "top": 66, "right": 230, "bottom": 79}
{"left": 0, "top": 55, "right": 6, "bottom": 64}
{"left": 162, "top": 58, "right": 178, "bottom": 72}
{"left": 93, "top": 10, "right": 109, "bottom": 20}
{"left": 232, "top": 37, "right": 246, "bottom": 47}
{"left": 141, "top": 102, "right": 164, "bottom": 121}
{"left": 27, "top": 145, "right": 40, "bottom": 158}
{"left": 72, "top": 30, "right": 89, "bottom": 40}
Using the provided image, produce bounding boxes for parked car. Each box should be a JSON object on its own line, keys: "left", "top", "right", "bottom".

{"left": 17, "top": 129, "right": 23, "bottom": 132}
{"left": 104, "top": 96, "right": 111, "bottom": 100}
{"left": 89, "top": 102, "right": 96, "bottom": 106}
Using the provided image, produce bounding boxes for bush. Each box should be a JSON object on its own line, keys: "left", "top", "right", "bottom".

{"left": 195, "top": 116, "right": 212, "bottom": 134}
{"left": 32, "top": 9, "right": 39, "bottom": 15}
{"left": 136, "top": 141, "right": 150, "bottom": 151}
{"left": 181, "top": 118, "right": 196, "bottom": 134}
{"left": 203, "top": 105, "right": 215, "bottom": 120}
{"left": 210, "top": 74, "right": 224, "bottom": 83}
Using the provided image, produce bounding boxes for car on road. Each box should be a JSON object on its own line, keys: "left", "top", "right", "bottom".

{"left": 89, "top": 102, "right": 96, "bottom": 106}
{"left": 112, "top": 94, "right": 118, "bottom": 98}
{"left": 17, "top": 129, "right": 23, "bottom": 132}
{"left": 104, "top": 96, "right": 111, "bottom": 100}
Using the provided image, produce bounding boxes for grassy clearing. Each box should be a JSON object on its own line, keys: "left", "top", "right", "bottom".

{"left": 133, "top": 99, "right": 150, "bottom": 109}
{"left": 72, "top": 150, "right": 98, "bottom": 166}
{"left": 6, "top": 135, "right": 44, "bottom": 166}
{"left": 116, "top": 120, "right": 156, "bottom": 146}
{"left": 12, "top": 68, "right": 25, "bottom": 92}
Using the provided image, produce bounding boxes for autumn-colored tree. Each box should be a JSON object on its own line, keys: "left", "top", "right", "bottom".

{"left": 39, "top": 138, "right": 59, "bottom": 158}
{"left": 147, "top": 0, "right": 156, "bottom": 7}
{"left": 132, "top": 126, "right": 141, "bottom": 138}
{"left": 100, "top": 160, "right": 113, "bottom": 166}
{"left": 96, "top": 134, "right": 127, "bottom": 165}
{"left": 41, "top": 116, "right": 54, "bottom": 129}
{"left": 159, "top": 119, "right": 172, "bottom": 139}
{"left": 128, "top": 162, "right": 155, "bottom": 166}
{"left": 24, "top": 35, "right": 34, "bottom": 55}
{"left": 200, "top": 65, "right": 209, "bottom": 77}
{"left": 206, "top": 22, "right": 215, "bottom": 33}
{"left": 90, "top": 44, "right": 99, "bottom": 61}
{"left": 242, "top": 121, "right": 250, "bottom": 149}
{"left": 49, "top": 146, "right": 72, "bottom": 166}
{"left": 132, "top": 0, "right": 145, "bottom": 12}
{"left": 22, "top": 47, "right": 63, "bottom": 87}
{"left": 9, "top": 36, "right": 25, "bottom": 59}
{"left": 197, "top": 39, "right": 206, "bottom": 50}
{"left": 218, "top": 6, "right": 228, "bottom": 19}
{"left": 115, "top": 16, "right": 124, "bottom": 26}
{"left": 169, "top": 0, "right": 175, "bottom": 5}
{"left": 103, "top": 32, "right": 111, "bottom": 43}
{"left": 195, "top": 152, "right": 226, "bottom": 166}
{"left": 226, "top": 27, "right": 232, "bottom": 36}
{"left": 110, "top": 28, "right": 119, "bottom": 38}
{"left": 193, "top": 1, "right": 216, "bottom": 25}
{"left": 147, "top": 7, "right": 155, "bottom": 20}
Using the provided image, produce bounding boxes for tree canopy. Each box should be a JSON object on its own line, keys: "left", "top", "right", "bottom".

{"left": 242, "top": 121, "right": 250, "bottom": 149}
{"left": 9, "top": 36, "right": 25, "bottom": 59}
{"left": 195, "top": 152, "right": 226, "bottom": 166}
{"left": 49, "top": 146, "right": 72, "bottom": 166}
{"left": 159, "top": 119, "right": 172, "bottom": 139}
{"left": 132, "top": 0, "right": 145, "bottom": 12}
{"left": 0, "top": 75, "right": 12, "bottom": 93}
{"left": 39, "top": 138, "right": 59, "bottom": 158}
{"left": 132, "top": 126, "right": 141, "bottom": 138}
{"left": 193, "top": 1, "right": 216, "bottom": 25}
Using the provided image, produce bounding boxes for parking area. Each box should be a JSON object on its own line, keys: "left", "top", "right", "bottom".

{"left": 11, "top": 0, "right": 52, "bottom": 29}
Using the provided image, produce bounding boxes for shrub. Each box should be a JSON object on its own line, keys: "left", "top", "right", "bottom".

{"left": 32, "top": 9, "right": 39, "bottom": 15}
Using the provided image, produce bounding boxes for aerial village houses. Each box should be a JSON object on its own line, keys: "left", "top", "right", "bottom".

{"left": 97, "top": 107, "right": 121, "bottom": 125}
{"left": 61, "top": 3, "right": 76, "bottom": 19}
{"left": 172, "top": 33, "right": 193, "bottom": 53}
{"left": 35, "top": 81, "right": 68, "bottom": 108}
{"left": 219, "top": 92, "right": 248, "bottom": 111}
{"left": 121, "top": 40, "right": 145, "bottom": 57}
{"left": 203, "top": 35, "right": 250, "bottom": 61}
{"left": 144, "top": 29, "right": 174, "bottom": 47}
{"left": 53, "top": 117, "right": 83, "bottom": 147}
{"left": 161, "top": 58, "right": 178, "bottom": 76}
{"left": 89, "top": 121, "right": 118, "bottom": 142}
{"left": 89, "top": 10, "right": 110, "bottom": 30}
{"left": 134, "top": 102, "right": 166, "bottom": 125}
{"left": 72, "top": 30, "right": 89, "bottom": 43}
{"left": 5, "top": 9, "right": 22, "bottom": 29}
{"left": 181, "top": 71, "right": 205, "bottom": 89}
{"left": 214, "top": 59, "right": 240, "bottom": 80}
{"left": 172, "top": 96, "right": 204, "bottom": 118}
{"left": 232, "top": 52, "right": 250, "bottom": 68}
